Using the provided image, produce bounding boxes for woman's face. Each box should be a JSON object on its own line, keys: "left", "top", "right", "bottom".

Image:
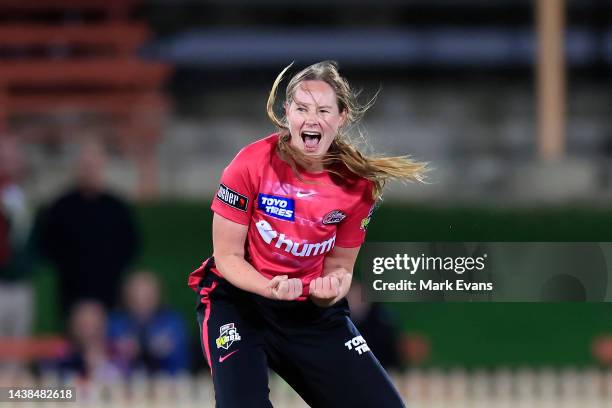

{"left": 285, "top": 80, "right": 347, "bottom": 160}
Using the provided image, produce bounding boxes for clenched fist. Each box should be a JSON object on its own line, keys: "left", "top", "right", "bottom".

{"left": 309, "top": 274, "right": 351, "bottom": 307}
{"left": 267, "top": 275, "right": 303, "bottom": 301}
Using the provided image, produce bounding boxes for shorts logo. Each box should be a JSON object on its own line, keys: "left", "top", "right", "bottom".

{"left": 322, "top": 210, "right": 346, "bottom": 225}
{"left": 218, "top": 349, "right": 239, "bottom": 363}
{"left": 216, "top": 323, "right": 241, "bottom": 350}
{"left": 217, "top": 184, "right": 248, "bottom": 212}
{"left": 345, "top": 335, "right": 370, "bottom": 355}
{"left": 258, "top": 193, "right": 295, "bottom": 221}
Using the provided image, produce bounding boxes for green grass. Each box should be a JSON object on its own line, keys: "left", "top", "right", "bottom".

{"left": 33, "top": 201, "right": 612, "bottom": 367}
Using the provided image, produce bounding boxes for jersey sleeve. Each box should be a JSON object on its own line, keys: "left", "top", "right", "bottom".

{"left": 211, "top": 148, "right": 257, "bottom": 225}
{"left": 335, "top": 183, "right": 376, "bottom": 248}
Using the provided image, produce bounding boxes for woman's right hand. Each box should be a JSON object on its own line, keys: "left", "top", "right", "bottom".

{"left": 267, "top": 275, "right": 303, "bottom": 300}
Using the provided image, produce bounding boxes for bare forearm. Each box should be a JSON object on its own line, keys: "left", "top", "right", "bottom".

{"left": 214, "top": 253, "right": 271, "bottom": 298}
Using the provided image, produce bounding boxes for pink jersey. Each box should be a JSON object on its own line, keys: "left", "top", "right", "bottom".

{"left": 189, "top": 134, "right": 375, "bottom": 298}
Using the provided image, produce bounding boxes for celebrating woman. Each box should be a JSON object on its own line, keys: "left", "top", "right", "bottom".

{"left": 188, "top": 60, "right": 426, "bottom": 407}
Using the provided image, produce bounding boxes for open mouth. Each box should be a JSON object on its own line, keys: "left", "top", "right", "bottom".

{"left": 301, "top": 131, "right": 321, "bottom": 151}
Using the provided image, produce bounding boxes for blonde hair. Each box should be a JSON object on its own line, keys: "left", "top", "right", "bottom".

{"left": 266, "top": 60, "right": 427, "bottom": 199}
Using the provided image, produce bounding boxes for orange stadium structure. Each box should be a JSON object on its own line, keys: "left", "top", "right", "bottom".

{"left": 0, "top": 336, "right": 68, "bottom": 363}
{"left": 0, "top": 0, "right": 173, "bottom": 198}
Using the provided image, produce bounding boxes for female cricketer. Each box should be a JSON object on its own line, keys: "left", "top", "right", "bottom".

{"left": 188, "top": 61, "right": 426, "bottom": 407}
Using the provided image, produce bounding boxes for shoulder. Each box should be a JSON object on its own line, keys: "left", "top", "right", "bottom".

{"left": 221, "top": 134, "right": 278, "bottom": 184}
{"left": 231, "top": 133, "right": 278, "bottom": 164}
{"left": 44, "top": 189, "right": 79, "bottom": 214}
{"left": 337, "top": 173, "right": 375, "bottom": 222}
{"left": 98, "top": 191, "right": 133, "bottom": 212}
{"left": 55, "top": 189, "right": 79, "bottom": 204}
{"left": 352, "top": 178, "right": 375, "bottom": 210}
{"left": 333, "top": 167, "right": 375, "bottom": 202}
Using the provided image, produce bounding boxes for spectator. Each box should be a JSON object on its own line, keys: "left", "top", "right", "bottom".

{"left": 0, "top": 135, "right": 36, "bottom": 342}
{"left": 0, "top": 210, "right": 8, "bottom": 267}
{"left": 46, "top": 300, "right": 121, "bottom": 383}
{"left": 37, "top": 139, "right": 140, "bottom": 317}
{"left": 346, "top": 281, "right": 402, "bottom": 371}
{"left": 108, "top": 270, "right": 189, "bottom": 376}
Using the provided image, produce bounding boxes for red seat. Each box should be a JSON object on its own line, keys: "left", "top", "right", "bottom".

{"left": 0, "top": 336, "right": 69, "bottom": 362}
{"left": 0, "top": 60, "right": 170, "bottom": 88}
{"left": 0, "top": 23, "right": 151, "bottom": 55}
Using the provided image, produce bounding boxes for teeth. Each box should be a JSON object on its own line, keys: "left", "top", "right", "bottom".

{"left": 302, "top": 131, "right": 321, "bottom": 137}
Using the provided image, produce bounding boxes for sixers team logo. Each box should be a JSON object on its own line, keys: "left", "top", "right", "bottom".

{"left": 258, "top": 193, "right": 295, "bottom": 221}
{"left": 216, "top": 323, "right": 241, "bottom": 350}
{"left": 322, "top": 210, "right": 346, "bottom": 225}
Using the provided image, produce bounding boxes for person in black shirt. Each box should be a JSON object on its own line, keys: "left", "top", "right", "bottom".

{"left": 38, "top": 139, "right": 140, "bottom": 318}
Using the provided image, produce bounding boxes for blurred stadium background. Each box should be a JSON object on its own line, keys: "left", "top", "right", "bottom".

{"left": 1, "top": 0, "right": 612, "bottom": 406}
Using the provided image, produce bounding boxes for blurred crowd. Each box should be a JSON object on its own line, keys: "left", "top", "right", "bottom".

{"left": 0, "top": 135, "right": 429, "bottom": 387}
{"left": 0, "top": 136, "right": 192, "bottom": 385}
{"left": 5, "top": 133, "right": 612, "bottom": 395}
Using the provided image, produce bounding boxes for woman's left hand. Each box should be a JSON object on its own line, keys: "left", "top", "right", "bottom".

{"left": 309, "top": 274, "right": 351, "bottom": 307}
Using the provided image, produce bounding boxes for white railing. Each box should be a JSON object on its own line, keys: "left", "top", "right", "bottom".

{"left": 2, "top": 368, "right": 612, "bottom": 407}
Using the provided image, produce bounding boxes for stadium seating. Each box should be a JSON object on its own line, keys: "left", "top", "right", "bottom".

{"left": 0, "top": 0, "right": 172, "bottom": 198}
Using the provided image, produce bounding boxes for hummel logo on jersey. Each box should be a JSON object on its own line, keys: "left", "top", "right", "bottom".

{"left": 216, "top": 323, "right": 241, "bottom": 350}
{"left": 345, "top": 335, "right": 370, "bottom": 355}
{"left": 217, "top": 184, "right": 248, "bottom": 212}
{"left": 255, "top": 219, "right": 335, "bottom": 257}
{"left": 258, "top": 193, "right": 295, "bottom": 221}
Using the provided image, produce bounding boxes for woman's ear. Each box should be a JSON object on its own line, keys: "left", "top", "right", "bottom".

{"left": 340, "top": 109, "right": 348, "bottom": 128}
{"left": 284, "top": 101, "right": 290, "bottom": 117}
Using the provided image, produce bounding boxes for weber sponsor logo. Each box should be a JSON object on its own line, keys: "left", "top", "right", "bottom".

{"left": 217, "top": 184, "right": 248, "bottom": 212}
{"left": 258, "top": 193, "right": 295, "bottom": 221}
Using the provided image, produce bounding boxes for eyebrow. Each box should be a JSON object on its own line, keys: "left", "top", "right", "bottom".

{"left": 294, "top": 101, "right": 334, "bottom": 109}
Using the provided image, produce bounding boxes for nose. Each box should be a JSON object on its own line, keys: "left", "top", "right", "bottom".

{"left": 304, "top": 110, "right": 320, "bottom": 126}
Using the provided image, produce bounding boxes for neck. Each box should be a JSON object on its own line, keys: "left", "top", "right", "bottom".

{"left": 304, "top": 162, "right": 324, "bottom": 173}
